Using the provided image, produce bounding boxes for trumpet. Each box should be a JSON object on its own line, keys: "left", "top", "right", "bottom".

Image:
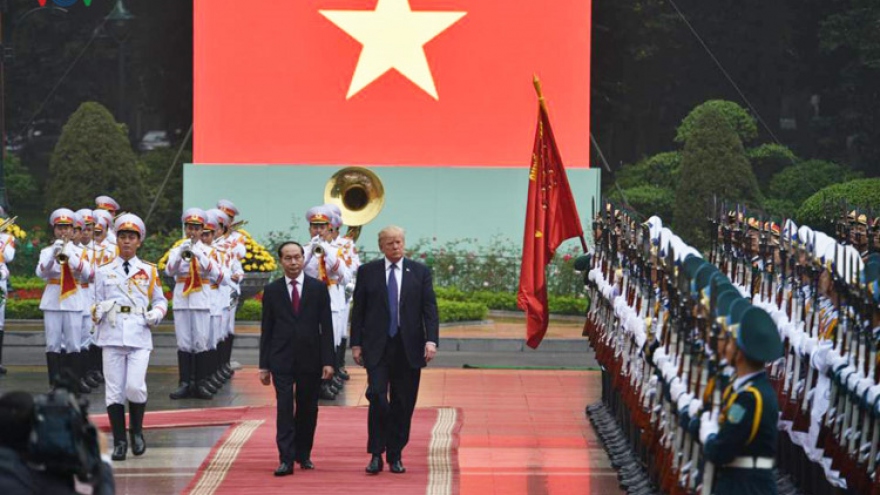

{"left": 181, "top": 248, "right": 194, "bottom": 261}
{"left": 55, "top": 237, "right": 70, "bottom": 264}
{"left": 313, "top": 243, "right": 324, "bottom": 256}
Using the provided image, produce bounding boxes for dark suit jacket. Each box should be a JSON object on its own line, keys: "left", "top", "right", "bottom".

{"left": 350, "top": 258, "right": 439, "bottom": 369}
{"left": 259, "top": 275, "right": 335, "bottom": 375}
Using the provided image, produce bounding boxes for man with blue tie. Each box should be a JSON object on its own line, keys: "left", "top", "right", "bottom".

{"left": 351, "top": 225, "right": 439, "bottom": 475}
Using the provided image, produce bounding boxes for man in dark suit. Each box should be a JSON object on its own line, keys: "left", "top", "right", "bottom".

{"left": 259, "top": 242, "right": 335, "bottom": 476}
{"left": 351, "top": 225, "right": 439, "bottom": 475}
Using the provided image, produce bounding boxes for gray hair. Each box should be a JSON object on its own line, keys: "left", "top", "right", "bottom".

{"left": 377, "top": 225, "right": 405, "bottom": 245}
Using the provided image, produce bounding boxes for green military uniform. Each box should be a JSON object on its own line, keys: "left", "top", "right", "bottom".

{"left": 703, "top": 306, "right": 783, "bottom": 495}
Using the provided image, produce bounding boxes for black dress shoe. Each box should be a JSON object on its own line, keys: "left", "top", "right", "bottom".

{"left": 298, "top": 459, "right": 315, "bottom": 470}
{"left": 389, "top": 460, "right": 406, "bottom": 474}
{"left": 274, "top": 462, "right": 294, "bottom": 476}
{"left": 365, "top": 455, "right": 383, "bottom": 474}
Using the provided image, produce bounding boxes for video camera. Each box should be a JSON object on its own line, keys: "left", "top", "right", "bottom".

{"left": 28, "top": 376, "right": 102, "bottom": 484}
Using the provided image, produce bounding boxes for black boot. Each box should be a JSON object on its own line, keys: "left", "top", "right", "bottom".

{"left": 169, "top": 351, "right": 193, "bottom": 400}
{"left": 192, "top": 352, "right": 214, "bottom": 400}
{"left": 46, "top": 352, "right": 62, "bottom": 388}
{"left": 225, "top": 334, "right": 236, "bottom": 377}
{"left": 336, "top": 338, "right": 349, "bottom": 380}
{"left": 0, "top": 330, "right": 7, "bottom": 375}
{"left": 81, "top": 350, "right": 100, "bottom": 388}
{"left": 128, "top": 402, "right": 147, "bottom": 456}
{"left": 217, "top": 338, "right": 232, "bottom": 380}
{"left": 68, "top": 352, "right": 91, "bottom": 394}
{"left": 107, "top": 404, "right": 127, "bottom": 461}
{"left": 88, "top": 345, "right": 104, "bottom": 384}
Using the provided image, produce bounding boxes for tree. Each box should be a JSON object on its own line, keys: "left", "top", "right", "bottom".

{"left": 140, "top": 147, "right": 190, "bottom": 234}
{"left": 675, "top": 100, "right": 758, "bottom": 145}
{"left": 46, "top": 102, "right": 146, "bottom": 212}
{"left": 748, "top": 143, "right": 797, "bottom": 190}
{"left": 610, "top": 185, "right": 675, "bottom": 223}
{"left": 616, "top": 151, "right": 681, "bottom": 190}
{"left": 4, "top": 154, "right": 39, "bottom": 210}
{"left": 674, "top": 108, "right": 761, "bottom": 248}
{"left": 797, "top": 178, "right": 880, "bottom": 228}
{"left": 768, "top": 159, "right": 859, "bottom": 206}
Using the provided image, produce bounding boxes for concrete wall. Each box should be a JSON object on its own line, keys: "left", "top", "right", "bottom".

{"left": 183, "top": 164, "right": 600, "bottom": 250}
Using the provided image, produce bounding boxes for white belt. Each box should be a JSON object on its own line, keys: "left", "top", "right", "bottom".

{"left": 725, "top": 456, "right": 775, "bottom": 469}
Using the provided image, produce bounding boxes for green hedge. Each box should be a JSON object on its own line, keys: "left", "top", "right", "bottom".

{"left": 435, "top": 287, "right": 588, "bottom": 315}
{"left": 5, "top": 300, "right": 42, "bottom": 319}
{"left": 236, "top": 299, "right": 262, "bottom": 321}
{"left": 437, "top": 299, "right": 488, "bottom": 322}
{"left": 232, "top": 298, "right": 487, "bottom": 323}
{"left": 797, "top": 178, "right": 880, "bottom": 228}
{"left": 9, "top": 276, "right": 45, "bottom": 291}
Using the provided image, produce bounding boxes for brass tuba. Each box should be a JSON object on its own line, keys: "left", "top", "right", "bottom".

{"left": 324, "top": 167, "right": 385, "bottom": 242}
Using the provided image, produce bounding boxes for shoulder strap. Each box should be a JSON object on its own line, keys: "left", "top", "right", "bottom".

{"left": 743, "top": 386, "right": 763, "bottom": 445}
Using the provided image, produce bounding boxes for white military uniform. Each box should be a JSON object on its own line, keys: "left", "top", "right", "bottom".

{"left": 37, "top": 242, "right": 92, "bottom": 352}
{"left": 166, "top": 241, "right": 222, "bottom": 352}
{"left": 94, "top": 256, "right": 167, "bottom": 406}
{"left": 0, "top": 230, "right": 16, "bottom": 330}
{"left": 207, "top": 246, "right": 230, "bottom": 349}
{"left": 304, "top": 238, "right": 350, "bottom": 346}
{"left": 336, "top": 234, "right": 360, "bottom": 340}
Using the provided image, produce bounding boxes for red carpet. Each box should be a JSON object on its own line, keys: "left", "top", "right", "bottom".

{"left": 96, "top": 405, "right": 462, "bottom": 495}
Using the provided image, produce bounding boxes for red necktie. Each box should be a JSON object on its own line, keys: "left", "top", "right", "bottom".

{"left": 290, "top": 280, "right": 300, "bottom": 314}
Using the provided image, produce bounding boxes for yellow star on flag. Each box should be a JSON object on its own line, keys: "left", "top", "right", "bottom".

{"left": 319, "top": 0, "right": 466, "bottom": 100}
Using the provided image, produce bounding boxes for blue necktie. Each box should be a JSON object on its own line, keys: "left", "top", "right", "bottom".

{"left": 388, "top": 264, "right": 399, "bottom": 337}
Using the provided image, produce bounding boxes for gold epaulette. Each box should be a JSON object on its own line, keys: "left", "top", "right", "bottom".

{"left": 98, "top": 258, "right": 115, "bottom": 268}
{"left": 142, "top": 260, "right": 157, "bottom": 267}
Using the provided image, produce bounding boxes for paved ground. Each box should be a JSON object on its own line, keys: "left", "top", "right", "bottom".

{"left": 0, "top": 312, "right": 616, "bottom": 495}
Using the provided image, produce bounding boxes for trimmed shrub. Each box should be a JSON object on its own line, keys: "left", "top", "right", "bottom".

{"left": 797, "top": 178, "right": 880, "bottom": 229}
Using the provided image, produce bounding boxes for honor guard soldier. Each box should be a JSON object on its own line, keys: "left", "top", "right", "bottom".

{"left": 95, "top": 196, "right": 120, "bottom": 244}
{"left": 166, "top": 208, "right": 222, "bottom": 400}
{"left": 303, "top": 206, "right": 351, "bottom": 400}
{"left": 700, "top": 306, "right": 784, "bottom": 495}
{"left": 210, "top": 208, "right": 243, "bottom": 381}
{"left": 93, "top": 214, "right": 166, "bottom": 461}
{"left": 36, "top": 208, "right": 93, "bottom": 392}
{"left": 0, "top": 206, "right": 16, "bottom": 375}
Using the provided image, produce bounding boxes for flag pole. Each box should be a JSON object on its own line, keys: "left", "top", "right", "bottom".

{"left": 533, "top": 74, "right": 588, "bottom": 253}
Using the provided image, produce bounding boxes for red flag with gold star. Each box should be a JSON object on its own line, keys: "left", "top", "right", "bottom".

{"left": 517, "top": 85, "right": 585, "bottom": 349}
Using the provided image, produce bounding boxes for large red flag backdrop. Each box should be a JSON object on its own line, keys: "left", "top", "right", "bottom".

{"left": 517, "top": 97, "right": 585, "bottom": 349}
{"left": 194, "top": 0, "right": 591, "bottom": 167}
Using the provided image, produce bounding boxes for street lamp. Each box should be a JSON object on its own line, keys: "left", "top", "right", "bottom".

{"left": 105, "top": 0, "right": 135, "bottom": 126}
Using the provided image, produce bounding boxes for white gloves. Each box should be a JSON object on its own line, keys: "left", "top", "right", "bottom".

{"left": 0, "top": 265, "right": 7, "bottom": 281}
{"left": 699, "top": 411, "right": 720, "bottom": 444}
{"left": 179, "top": 239, "right": 192, "bottom": 252}
{"left": 145, "top": 309, "right": 164, "bottom": 327}
{"left": 669, "top": 377, "right": 685, "bottom": 402}
{"left": 677, "top": 392, "right": 694, "bottom": 413}
{"left": 93, "top": 300, "right": 117, "bottom": 324}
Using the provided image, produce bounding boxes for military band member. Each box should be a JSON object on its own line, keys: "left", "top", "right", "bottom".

{"left": 166, "top": 208, "right": 222, "bottom": 400}
{"left": 700, "top": 307, "right": 784, "bottom": 495}
{"left": 93, "top": 214, "right": 166, "bottom": 461}
{"left": 36, "top": 208, "right": 93, "bottom": 392}
{"left": 92, "top": 210, "right": 118, "bottom": 265}
{"left": 198, "top": 210, "right": 229, "bottom": 394}
{"left": 95, "top": 196, "right": 120, "bottom": 245}
{"left": 303, "top": 206, "right": 351, "bottom": 400}
{"left": 0, "top": 206, "right": 16, "bottom": 375}
{"left": 325, "top": 204, "right": 360, "bottom": 380}
{"left": 216, "top": 199, "right": 247, "bottom": 261}
{"left": 72, "top": 208, "right": 103, "bottom": 389}
{"left": 210, "top": 208, "right": 243, "bottom": 381}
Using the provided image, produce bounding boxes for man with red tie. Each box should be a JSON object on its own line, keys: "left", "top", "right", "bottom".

{"left": 259, "top": 241, "right": 335, "bottom": 476}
